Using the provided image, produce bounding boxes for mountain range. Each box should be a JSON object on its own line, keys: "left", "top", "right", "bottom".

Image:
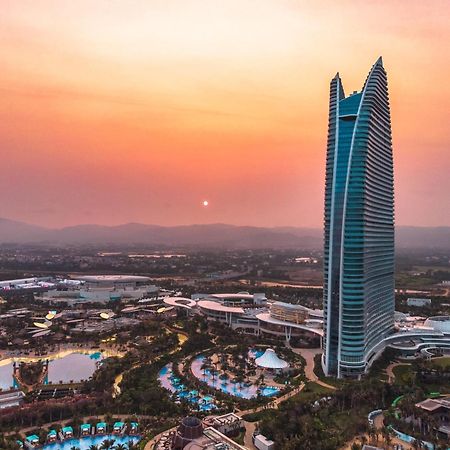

{"left": 0, "top": 218, "right": 449, "bottom": 250}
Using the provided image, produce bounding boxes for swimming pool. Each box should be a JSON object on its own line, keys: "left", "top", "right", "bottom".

{"left": 158, "top": 363, "right": 217, "bottom": 411}
{"left": 249, "top": 349, "right": 265, "bottom": 359}
{"left": 0, "top": 350, "right": 106, "bottom": 390}
{"left": 191, "top": 355, "right": 280, "bottom": 399}
{"left": 42, "top": 434, "right": 140, "bottom": 450}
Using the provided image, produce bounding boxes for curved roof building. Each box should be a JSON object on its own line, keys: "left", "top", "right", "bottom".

{"left": 164, "top": 297, "right": 197, "bottom": 310}
{"left": 323, "top": 58, "right": 395, "bottom": 378}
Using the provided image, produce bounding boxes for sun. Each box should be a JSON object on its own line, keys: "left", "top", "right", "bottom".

{"left": 202, "top": 200, "right": 209, "bottom": 207}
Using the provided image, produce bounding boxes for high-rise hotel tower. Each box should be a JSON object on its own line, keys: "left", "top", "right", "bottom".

{"left": 322, "top": 58, "right": 395, "bottom": 378}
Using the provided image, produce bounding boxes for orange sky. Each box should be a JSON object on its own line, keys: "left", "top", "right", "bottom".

{"left": 1, "top": 0, "right": 449, "bottom": 228}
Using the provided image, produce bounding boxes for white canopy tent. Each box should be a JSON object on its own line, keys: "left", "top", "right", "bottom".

{"left": 254, "top": 348, "right": 289, "bottom": 370}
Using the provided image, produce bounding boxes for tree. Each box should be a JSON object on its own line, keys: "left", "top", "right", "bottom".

{"left": 200, "top": 362, "right": 211, "bottom": 379}
{"left": 381, "top": 427, "right": 392, "bottom": 447}
{"left": 101, "top": 439, "right": 116, "bottom": 450}
{"left": 210, "top": 368, "right": 219, "bottom": 381}
{"left": 367, "top": 425, "right": 376, "bottom": 444}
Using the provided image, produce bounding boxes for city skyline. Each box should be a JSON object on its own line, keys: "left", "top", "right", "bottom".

{"left": 1, "top": 1, "right": 449, "bottom": 228}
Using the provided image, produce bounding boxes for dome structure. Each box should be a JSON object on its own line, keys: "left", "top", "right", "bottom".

{"left": 172, "top": 416, "right": 203, "bottom": 449}
{"left": 254, "top": 348, "right": 289, "bottom": 370}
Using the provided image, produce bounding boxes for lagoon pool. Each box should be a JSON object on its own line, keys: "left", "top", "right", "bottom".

{"left": 158, "top": 363, "right": 217, "bottom": 411}
{"left": 46, "top": 352, "right": 103, "bottom": 384}
{"left": 0, "top": 351, "right": 105, "bottom": 390}
{"left": 42, "top": 434, "right": 140, "bottom": 450}
{"left": 191, "top": 355, "right": 280, "bottom": 400}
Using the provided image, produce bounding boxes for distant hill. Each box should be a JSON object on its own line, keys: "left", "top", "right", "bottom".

{"left": 0, "top": 218, "right": 448, "bottom": 250}
{"left": 393, "top": 226, "right": 450, "bottom": 250}
{"left": 0, "top": 218, "right": 49, "bottom": 242}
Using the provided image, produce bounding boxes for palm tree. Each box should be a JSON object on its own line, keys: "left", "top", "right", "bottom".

{"left": 359, "top": 435, "right": 367, "bottom": 447}
{"left": 70, "top": 447, "right": 81, "bottom": 450}
{"left": 381, "top": 427, "right": 392, "bottom": 447}
{"left": 101, "top": 439, "right": 116, "bottom": 450}
{"left": 89, "top": 446, "right": 100, "bottom": 450}
{"left": 114, "top": 444, "right": 127, "bottom": 450}
{"left": 200, "top": 362, "right": 210, "bottom": 379}
{"left": 127, "top": 441, "right": 138, "bottom": 450}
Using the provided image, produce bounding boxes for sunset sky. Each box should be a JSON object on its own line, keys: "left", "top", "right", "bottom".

{"left": 1, "top": 0, "right": 449, "bottom": 228}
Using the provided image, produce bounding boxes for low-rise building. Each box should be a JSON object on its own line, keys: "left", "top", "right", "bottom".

{"left": 204, "top": 413, "right": 243, "bottom": 435}
{"left": 39, "top": 275, "right": 159, "bottom": 304}
{"left": 407, "top": 298, "right": 432, "bottom": 307}
{"left": 415, "top": 397, "right": 450, "bottom": 440}
{"left": 164, "top": 416, "right": 248, "bottom": 450}
{"left": 254, "top": 434, "right": 275, "bottom": 450}
{"left": 0, "top": 389, "right": 25, "bottom": 409}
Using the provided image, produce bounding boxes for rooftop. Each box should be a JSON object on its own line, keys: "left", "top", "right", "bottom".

{"left": 416, "top": 397, "right": 450, "bottom": 412}
{"left": 73, "top": 275, "right": 151, "bottom": 282}
{"left": 197, "top": 300, "right": 245, "bottom": 314}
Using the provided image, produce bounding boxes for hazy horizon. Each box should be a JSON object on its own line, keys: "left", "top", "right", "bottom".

{"left": 1, "top": 1, "right": 449, "bottom": 228}
{"left": 2, "top": 216, "right": 450, "bottom": 230}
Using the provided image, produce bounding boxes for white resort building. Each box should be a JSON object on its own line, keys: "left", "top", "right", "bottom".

{"left": 164, "top": 292, "right": 324, "bottom": 345}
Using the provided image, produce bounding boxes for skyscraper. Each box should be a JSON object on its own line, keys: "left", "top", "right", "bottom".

{"left": 322, "top": 57, "right": 395, "bottom": 378}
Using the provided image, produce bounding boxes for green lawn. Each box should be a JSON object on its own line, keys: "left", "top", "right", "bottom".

{"left": 392, "top": 361, "right": 450, "bottom": 393}
{"left": 392, "top": 364, "right": 414, "bottom": 385}
{"left": 279, "top": 382, "right": 334, "bottom": 408}
{"left": 242, "top": 409, "right": 276, "bottom": 423}
{"left": 431, "top": 357, "right": 450, "bottom": 368}
{"left": 231, "top": 430, "right": 246, "bottom": 445}
{"left": 304, "top": 381, "right": 333, "bottom": 394}
{"left": 395, "top": 273, "right": 436, "bottom": 288}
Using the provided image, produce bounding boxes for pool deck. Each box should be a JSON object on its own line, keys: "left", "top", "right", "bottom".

{"left": 5, "top": 414, "right": 148, "bottom": 438}
{"left": 189, "top": 354, "right": 283, "bottom": 400}
{"left": 0, "top": 342, "right": 124, "bottom": 361}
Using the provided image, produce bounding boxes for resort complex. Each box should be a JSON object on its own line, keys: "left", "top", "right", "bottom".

{"left": 0, "top": 270, "right": 449, "bottom": 450}
{"left": 0, "top": 55, "right": 447, "bottom": 450}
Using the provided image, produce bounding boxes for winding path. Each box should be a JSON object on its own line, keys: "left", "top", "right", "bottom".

{"left": 291, "top": 347, "right": 337, "bottom": 390}
{"left": 385, "top": 361, "right": 411, "bottom": 384}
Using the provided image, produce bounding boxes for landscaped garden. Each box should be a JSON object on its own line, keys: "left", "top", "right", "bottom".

{"left": 157, "top": 342, "right": 304, "bottom": 414}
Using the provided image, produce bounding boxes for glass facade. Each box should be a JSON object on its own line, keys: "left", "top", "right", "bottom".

{"left": 323, "top": 58, "right": 395, "bottom": 378}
